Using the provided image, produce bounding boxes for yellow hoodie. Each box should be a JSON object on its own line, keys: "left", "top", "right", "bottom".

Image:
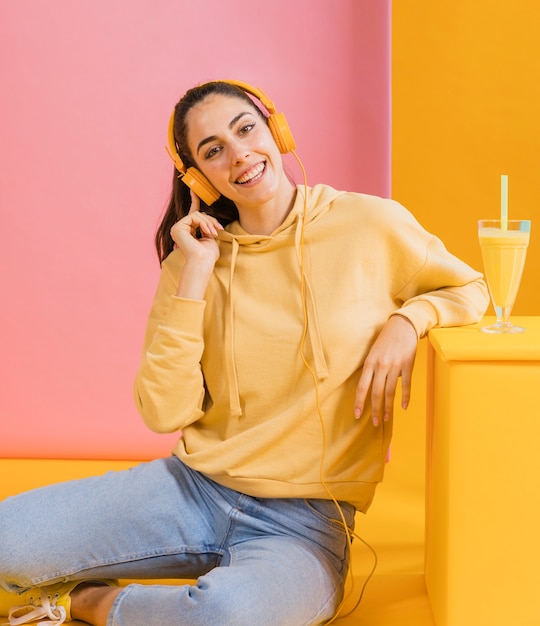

{"left": 134, "top": 185, "right": 488, "bottom": 511}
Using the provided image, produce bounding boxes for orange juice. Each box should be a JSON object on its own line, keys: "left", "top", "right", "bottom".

{"left": 478, "top": 227, "right": 529, "bottom": 309}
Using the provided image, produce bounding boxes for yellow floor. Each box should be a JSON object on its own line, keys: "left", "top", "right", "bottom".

{"left": 336, "top": 486, "right": 434, "bottom": 624}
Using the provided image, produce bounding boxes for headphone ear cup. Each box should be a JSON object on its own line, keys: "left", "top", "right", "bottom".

{"left": 267, "top": 112, "right": 296, "bottom": 154}
{"left": 182, "top": 167, "right": 221, "bottom": 206}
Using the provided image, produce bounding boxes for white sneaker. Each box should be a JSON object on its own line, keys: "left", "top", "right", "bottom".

{"left": 0, "top": 579, "right": 117, "bottom": 625}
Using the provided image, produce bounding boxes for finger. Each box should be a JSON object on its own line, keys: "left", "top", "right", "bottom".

{"left": 175, "top": 211, "right": 219, "bottom": 239}
{"left": 400, "top": 364, "right": 413, "bottom": 410}
{"left": 369, "top": 370, "right": 387, "bottom": 427}
{"left": 196, "top": 213, "right": 223, "bottom": 238}
{"left": 187, "top": 193, "right": 223, "bottom": 238}
{"left": 382, "top": 370, "right": 400, "bottom": 422}
{"left": 170, "top": 213, "right": 213, "bottom": 244}
{"left": 354, "top": 366, "right": 373, "bottom": 419}
{"left": 188, "top": 189, "right": 201, "bottom": 214}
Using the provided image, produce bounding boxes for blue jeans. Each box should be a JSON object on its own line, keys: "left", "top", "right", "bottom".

{"left": 0, "top": 457, "right": 355, "bottom": 625}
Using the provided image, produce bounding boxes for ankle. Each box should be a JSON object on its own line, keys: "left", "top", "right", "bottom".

{"left": 71, "top": 583, "right": 122, "bottom": 626}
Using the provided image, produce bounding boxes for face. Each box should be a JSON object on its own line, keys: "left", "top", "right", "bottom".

{"left": 185, "top": 94, "right": 293, "bottom": 212}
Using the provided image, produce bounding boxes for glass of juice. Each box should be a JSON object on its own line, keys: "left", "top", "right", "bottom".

{"left": 478, "top": 219, "right": 531, "bottom": 333}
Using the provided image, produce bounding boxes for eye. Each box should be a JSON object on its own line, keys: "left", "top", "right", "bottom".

{"left": 204, "top": 145, "right": 222, "bottom": 160}
{"left": 239, "top": 122, "right": 255, "bottom": 135}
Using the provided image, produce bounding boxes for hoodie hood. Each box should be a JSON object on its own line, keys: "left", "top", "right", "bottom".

{"left": 216, "top": 184, "right": 345, "bottom": 417}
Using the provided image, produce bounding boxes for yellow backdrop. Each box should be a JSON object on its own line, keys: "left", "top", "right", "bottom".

{"left": 393, "top": 0, "right": 540, "bottom": 315}
{"left": 361, "top": 2, "right": 540, "bottom": 586}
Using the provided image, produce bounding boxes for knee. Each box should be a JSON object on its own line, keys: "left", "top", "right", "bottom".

{"left": 0, "top": 494, "right": 50, "bottom": 586}
{"left": 189, "top": 567, "right": 338, "bottom": 626}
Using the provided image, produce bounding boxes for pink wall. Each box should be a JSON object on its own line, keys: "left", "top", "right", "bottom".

{"left": 0, "top": 0, "right": 391, "bottom": 460}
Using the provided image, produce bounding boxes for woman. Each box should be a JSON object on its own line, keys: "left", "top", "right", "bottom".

{"left": 0, "top": 80, "right": 489, "bottom": 626}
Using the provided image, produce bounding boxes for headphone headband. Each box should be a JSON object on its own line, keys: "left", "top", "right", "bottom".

{"left": 217, "top": 80, "right": 279, "bottom": 116}
{"left": 166, "top": 79, "right": 296, "bottom": 205}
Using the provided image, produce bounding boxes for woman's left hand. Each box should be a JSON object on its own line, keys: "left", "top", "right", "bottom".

{"left": 354, "top": 315, "right": 418, "bottom": 426}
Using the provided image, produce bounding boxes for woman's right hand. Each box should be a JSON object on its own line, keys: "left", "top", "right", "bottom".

{"left": 170, "top": 191, "right": 224, "bottom": 299}
{"left": 170, "top": 191, "right": 224, "bottom": 266}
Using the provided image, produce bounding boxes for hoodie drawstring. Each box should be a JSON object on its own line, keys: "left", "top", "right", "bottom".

{"left": 224, "top": 238, "right": 243, "bottom": 417}
{"left": 221, "top": 185, "right": 333, "bottom": 418}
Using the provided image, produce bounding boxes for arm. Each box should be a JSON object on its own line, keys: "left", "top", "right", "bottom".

{"left": 134, "top": 192, "right": 223, "bottom": 433}
{"left": 354, "top": 208, "right": 489, "bottom": 426}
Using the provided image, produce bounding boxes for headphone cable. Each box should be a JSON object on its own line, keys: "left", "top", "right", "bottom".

{"left": 290, "top": 149, "right": 378, "bottom": 622}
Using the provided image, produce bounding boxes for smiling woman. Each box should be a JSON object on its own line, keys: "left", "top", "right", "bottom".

{"left": 0, "top": 79, "right": 489, "bottom": 626}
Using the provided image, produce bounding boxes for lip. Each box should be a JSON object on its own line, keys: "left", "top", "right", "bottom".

{"left": 234, "top": 161, "right": 266, "bottom": 185}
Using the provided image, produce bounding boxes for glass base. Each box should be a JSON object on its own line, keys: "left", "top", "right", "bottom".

{"left": 480, "top": 321, "right": 526, "bottom": 334}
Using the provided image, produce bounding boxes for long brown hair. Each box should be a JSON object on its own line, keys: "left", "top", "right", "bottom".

{"left": 155, "top": 81, "right": 267, "bottom": 264}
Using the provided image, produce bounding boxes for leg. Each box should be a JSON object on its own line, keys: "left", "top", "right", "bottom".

{"left": 71, "top": 583, "right": 123, "bottom": 626}
{"left": 0, "top": 457, "right": 229, "bottom": 589}
{"left": 1, "top": 461, "right": 354, "bottom": 625}
{"left": 99, "top": 537, "right": 344, "bottom": 626}
{"left": 100, "top": 497, "right": 354, "bottom": 626}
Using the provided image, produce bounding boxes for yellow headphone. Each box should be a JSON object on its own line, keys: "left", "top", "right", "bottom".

{"left": 166, "top": 79, "right": 297, "bottom": 205}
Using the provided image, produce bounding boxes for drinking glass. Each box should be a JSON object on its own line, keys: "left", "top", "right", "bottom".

{"left": 477, "top": 219, "right": 531, "bottom": 333}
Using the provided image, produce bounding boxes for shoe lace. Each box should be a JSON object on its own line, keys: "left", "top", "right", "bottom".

{"left": 5, "top": 589, "right": 67, "bottom": 626}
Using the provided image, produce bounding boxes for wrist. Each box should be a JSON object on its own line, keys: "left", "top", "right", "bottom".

{"left": 176, "top": 260, "right": 215, "bottom": 299}
{"left": 389, "top": 313, "right": 419, "bottom": 339}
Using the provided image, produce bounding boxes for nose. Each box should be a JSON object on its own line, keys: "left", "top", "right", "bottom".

{"left": 230, "top": 140, "right": 250, "bottom": 164}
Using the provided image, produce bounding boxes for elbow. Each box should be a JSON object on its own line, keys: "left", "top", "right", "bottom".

{"left": 472, "top": 278, "right": 491, "bottom": 320}
{"left": 133, "top": 384, "right": 204, "bottom": 434}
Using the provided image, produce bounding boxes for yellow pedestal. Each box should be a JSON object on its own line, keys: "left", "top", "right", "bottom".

{"left": 425, "top": 317, "right": 540, "bottom": 626}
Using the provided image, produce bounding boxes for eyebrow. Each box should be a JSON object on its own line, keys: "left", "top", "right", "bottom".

{"left": 196, "top": 111, "right": 252, "bottom": 155}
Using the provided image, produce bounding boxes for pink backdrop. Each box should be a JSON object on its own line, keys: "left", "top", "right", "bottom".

{"left": 0, "top": 0, "right": 391, "bottom": 460}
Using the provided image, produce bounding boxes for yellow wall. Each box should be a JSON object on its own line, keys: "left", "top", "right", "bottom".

{"left": 372, "top": 1, "right": 540, "bottom": 559}
{"left": 392, "top": 0, "right": 540, "bottom": 315}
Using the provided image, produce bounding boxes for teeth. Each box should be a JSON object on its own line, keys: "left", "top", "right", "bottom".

{"left": 236, "top": 162, "right": 265, "bottom": 184}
